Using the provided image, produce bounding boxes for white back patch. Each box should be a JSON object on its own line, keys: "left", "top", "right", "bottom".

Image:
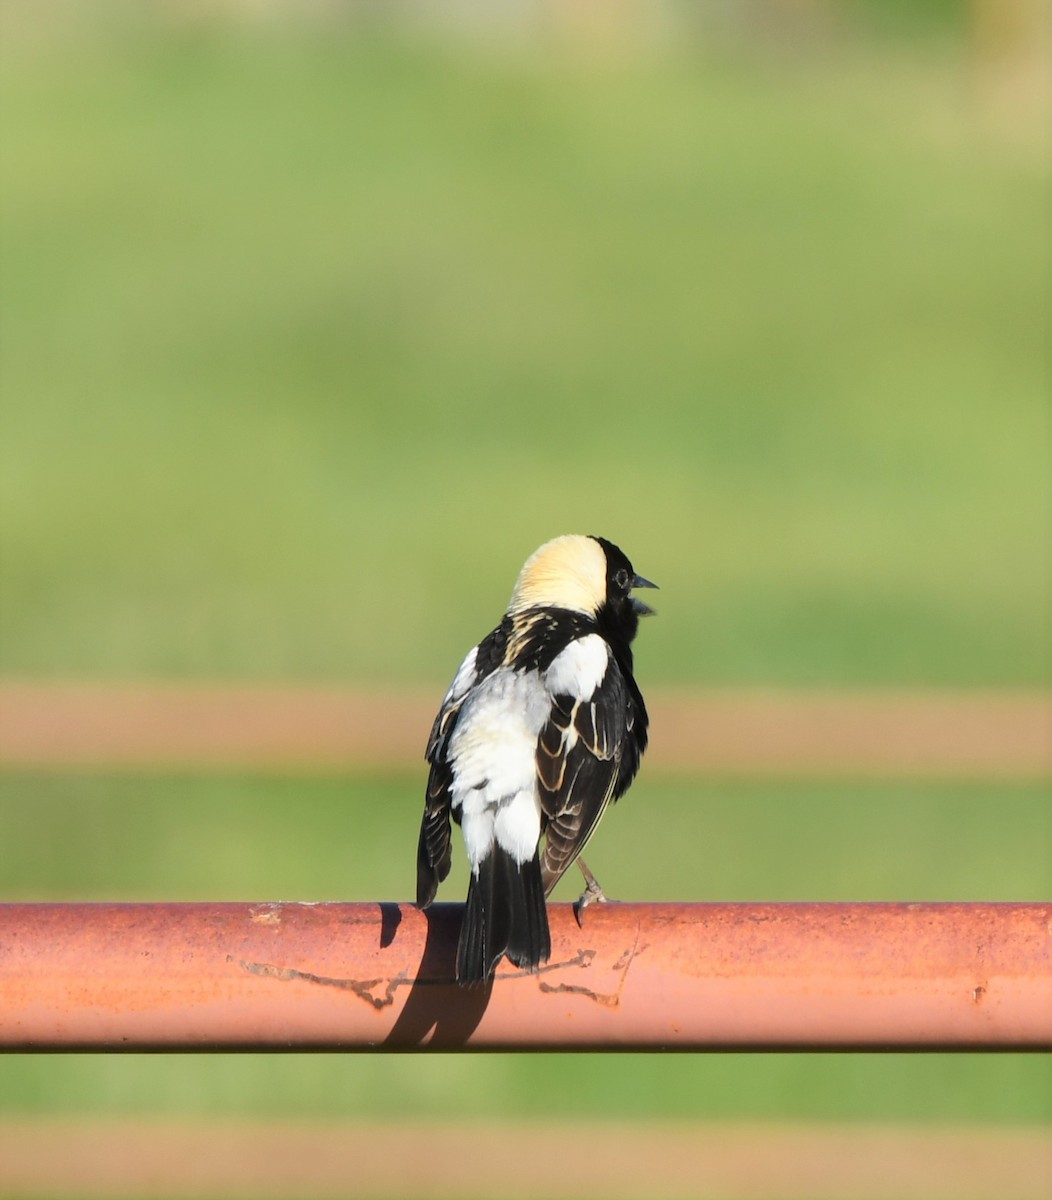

{"left": 449, "top": 667, "right": 549, "bottom": 871}
{"left": 545, "top": 634, "right": 610, "bottom": 700}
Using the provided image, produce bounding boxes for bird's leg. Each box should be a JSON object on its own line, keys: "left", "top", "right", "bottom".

{"left": 573, "top": 857, "right": 608, "bottom": 928}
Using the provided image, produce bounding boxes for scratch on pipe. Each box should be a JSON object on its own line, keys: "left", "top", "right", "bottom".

{"left": 231, "top": 955, "right": 409, "bottom": 1011}
{"left": 534, "top": 948, "right": 596, "bottom": 975}
{"left": 537, "top": 929, "right": 642, "bottom": 1008}
{"left": 481, "top": 949, "right": 596, "bottom": 984}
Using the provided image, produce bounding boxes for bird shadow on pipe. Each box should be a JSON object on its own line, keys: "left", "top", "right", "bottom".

{"left": 382, "top": 903, "right": 493, "bottom": 1047}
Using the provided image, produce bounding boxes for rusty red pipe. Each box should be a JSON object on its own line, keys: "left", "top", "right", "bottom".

{"left": 1, "top": 902, "right": 1049, "bottom": 1051}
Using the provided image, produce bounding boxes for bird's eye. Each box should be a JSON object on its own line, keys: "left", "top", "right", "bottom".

{"left": 615, "top": 568, "right": 630, "bottom": 591}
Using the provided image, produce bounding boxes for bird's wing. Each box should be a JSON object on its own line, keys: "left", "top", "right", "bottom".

{"left": 416, "top": 647, "right": 477, "bottom": 907}
{"left": 417, "top": 620, "right": 510, "bottom": 907}
{"left": 536, "top": 641, "right": 645, "bottom": 896}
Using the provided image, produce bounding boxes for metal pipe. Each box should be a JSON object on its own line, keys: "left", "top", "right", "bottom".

{"left": 2, "top": 902, "right": 1049, "bottom": 1051}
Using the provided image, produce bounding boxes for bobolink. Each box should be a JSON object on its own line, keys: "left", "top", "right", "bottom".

{"left": 416, "top": 534, "right": 655, "bottom": 983}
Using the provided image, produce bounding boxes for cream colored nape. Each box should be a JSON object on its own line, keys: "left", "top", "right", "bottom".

{"left": 507, "top": 535, "right": 607, "bottom": 616}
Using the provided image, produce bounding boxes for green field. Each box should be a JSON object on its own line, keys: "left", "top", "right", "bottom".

{"left": 0, "top": 7, "right": 1048, "bottom": 1137}
{"left": 0, "top": 10, "right": 1047, "bottom": 687}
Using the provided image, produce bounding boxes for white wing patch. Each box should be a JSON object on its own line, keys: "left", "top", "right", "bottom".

{"left": 545, "top": 634, "right": 610, "bottom": 700}
{"left": 444, "top": 645, "right": 479, "bottom": 705}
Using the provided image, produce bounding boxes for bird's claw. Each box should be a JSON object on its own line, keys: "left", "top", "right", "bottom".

{"left": 573, "top": 861, "right": 609, "bottom": 927}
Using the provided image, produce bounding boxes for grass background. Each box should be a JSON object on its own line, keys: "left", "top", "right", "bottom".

{"left": 0, "top": 0, "right": 1048, "bottom": 1143}
{"left": 1, "top": 4, "right": 1047, "bottom": 687}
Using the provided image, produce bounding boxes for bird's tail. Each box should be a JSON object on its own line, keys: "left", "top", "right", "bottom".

{"left": 456, "top": 847, "right": 551, "bottom": 984}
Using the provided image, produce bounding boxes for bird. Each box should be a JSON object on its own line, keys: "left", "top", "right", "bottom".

{"left": 415, "top": 534, "right": 655, "bottom": 984}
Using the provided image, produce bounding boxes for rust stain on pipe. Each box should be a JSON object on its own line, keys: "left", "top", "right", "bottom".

{"left": 1, "top": 902, "right": 1049, "bottom": 1051}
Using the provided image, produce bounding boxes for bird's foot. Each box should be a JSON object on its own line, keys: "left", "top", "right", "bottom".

{"left": 573, "top": 859, "right": 609, "bottom": 928}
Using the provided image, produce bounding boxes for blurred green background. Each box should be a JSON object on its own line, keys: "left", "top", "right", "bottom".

{"left": 0, "top": 0, "right": 1048, "bottom": 1143}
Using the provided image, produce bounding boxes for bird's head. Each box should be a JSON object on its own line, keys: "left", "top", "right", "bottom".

{"left": 508, "top": 534, "right": 657, "bottom": 640}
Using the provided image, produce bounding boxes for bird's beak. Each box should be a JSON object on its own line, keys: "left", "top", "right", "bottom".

{"left": 631, "top": 573, "right": 658, "bottom": 616}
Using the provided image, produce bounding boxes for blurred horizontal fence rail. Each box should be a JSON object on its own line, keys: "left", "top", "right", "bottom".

{"left": 3, "top": 902, "right": 1050, "bottom": 1052}
{"left": 1, "top": 1119, "right": 1049, "bottom": 1200}
{"left": 1, "top": 682, "right": 1048, "bottom": 778}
